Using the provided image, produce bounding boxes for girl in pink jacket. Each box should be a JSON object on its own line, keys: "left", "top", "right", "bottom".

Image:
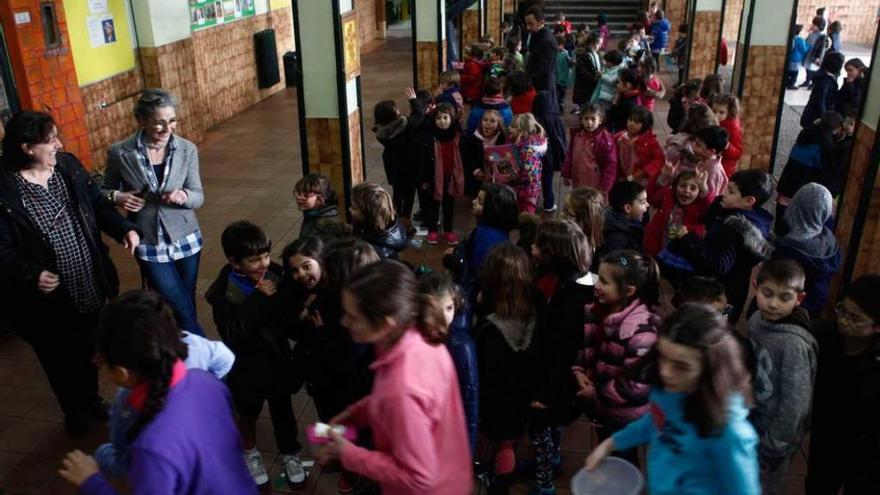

{"left": 318, "top": 260, "right": 473, "bottom": 495}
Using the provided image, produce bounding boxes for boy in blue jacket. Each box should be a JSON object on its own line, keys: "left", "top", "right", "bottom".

{"left": 786, "top": 25, "right": 810, "bottom": 89}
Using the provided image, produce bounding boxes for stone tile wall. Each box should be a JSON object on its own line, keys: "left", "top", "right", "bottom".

{"left": 139, "top": 39, "right": 205, "bottom": 143}
{"left": 80, "top": 67, "right": 143, "bottom": 171}
{"left": 305, "top": 116, "right": 345, "bottom": 206}
{"left": 503, "top": 0, "right": 514, "bottom": 18}
{"left": 665, "top": 0, "right": 688, "bottom": 50}
{"left": 356, "top": 0, "right": 377, "bottom": 48}
{"left": 722, "top": 0, "right": 744, "bottom": 42}
{"left": 348, "top": 108, "right": 364, "bottom": 188}
{"left": 797, "top": 1, "right": 880, "bottom": 45}
{"left": 739, "top": 44, "right": 787, "bottom": 170}
{"left": 837, "top": 122, "right": 879, "bottom": 279}
{"left": 417, "top": 41, "right": 442, "bottom": 90}
{"left": 486, "top": 0, "right": 502, "bottom": 46}
{"left": 462, "top": 10, "right": 480, "bottom": 50}
{"left": 688, "top": 10, "right": 721, "bottom": 80}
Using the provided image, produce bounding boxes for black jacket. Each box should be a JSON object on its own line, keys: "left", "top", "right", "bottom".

{"left": 526, "top": 26, "right": 559, "bottom": 93}
{"left": 776, "top": 123, "right": 839, "bottom": 198}
{"left": 596, "top": 209, "right": 645, "bottom": 264}
{"left": 573, "top": 50, "right": 602, "bottom": 105}
{"left": 376, "top": 98, "right": 426, "bottom": 189}
{"left": 801, "top": 71, "right": 838, "bottom": 128}
{"left": 356, "top": 217, "right": 407, "bottom": 260}
{"left": 532, "top": 90, "right": 567, "bottom": 173}
{"left": 298, "top": 204, "right": 339, "bottom": 240}
{"left": 608, "top": 92, "right": 640, "bottom": 134}
{"left": 0, "top": 153, "right": 136, "bottom": 336}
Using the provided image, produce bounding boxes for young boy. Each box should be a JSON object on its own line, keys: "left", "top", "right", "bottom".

{"left": 487, "top": 47, "right": 506, "bottom": 77}
{"left": 572, "top": 32, "right": 603, "bottom": 113}
{"left": 465, "top": 76, "right": 513, "bottom": 134}
{"left": 555, "top": 34, "right": 573, "bottom": 111}
{"left": 747, "top": 258, "right": 817, "bottom": 495}
{"left": 596, "top": 180, "right": 648, "bottom": 262}
{"left": 438, "top": 70, "right": 465, "bottom": 119}
{"left": 460, "top": 44, "right": 486, "bottom": 104}
{"left": 667, "top": 169, "right": 774, "bottom": 322}
{"left": 607, "top": 68, "right": 642, "bottom": 133}
{"left": 592, "top": 50, "right": 625, "bottom": 106}
{"left": 689, "top": 126, "right": 730, "bottom": 198}
{"left": 205, "top": 221, "right": 304, "bottom": 488}
{"left": 294, "top": 173, "right": 339, "bottom": 240}
{"left": 786, "top": 25, "right": 810, "bottom": 89}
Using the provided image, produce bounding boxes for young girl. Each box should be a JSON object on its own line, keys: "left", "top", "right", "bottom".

{"left": 665, "top": 103, "right": 719, "bottom": 171}
{"left": 562, "top": 103, "right": 618, "bottom": 193}
{"left": 585, "top": 303, "right": 760, "bottom": 495}
{"left": 616, "top": 106, "right": 665, "bottom": 185}
{"left": 462, "top": 109, "right": 507, "bottom": 196}
{"left": 646, "top": 168, "right": 713, "bottom": 274}
{"left": 530, "top": 220, "right": 596, "bottom": 494}
{"left": 637, "top": 56, "right": 666, "bottom": 111}
{"left": 317, "top": 261, "right": 473, "bottom": 495}
{"left": 666, "top": 78, "right": 702, "bottom": 134}
{"left": 699, "top": 74, "right": 724, "bottom": 105}
{"left": 508, "top": 113, "right": 548, "bottom": 213}
{"left": 59, "top": 293, "right": 256, "bottom": 494}
{"left": 576, "top": 250, "right": 660, "bottom": 465}
{"left": 563, "top": 187, "right": 605, "bottom": 260}
{"left": 374, "top": 89, "right": 425, "bottom": 226}
{"left": 508, "top": 71, "right": 537, "bottom": 115}
{"left": 350, "top": 182, "right": 407, "bottom": 260}
{"left": 420, "top": 102, "right": 465, "bottom": 245}
{"left": 475, "top": 243, "right": 539, "bottom": 495}
{"left": 712, "top": 95, "right": 743, "bottom": 177}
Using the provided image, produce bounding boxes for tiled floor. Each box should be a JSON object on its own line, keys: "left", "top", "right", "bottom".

{"left": 0, "top": 37, "right": 808, "bottom": 494}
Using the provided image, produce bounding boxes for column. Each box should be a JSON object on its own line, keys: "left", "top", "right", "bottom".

{"left": 375, "top": 0, "right": 386, "bottom": 40}
{"left": 502, "top": 0, "right": 514, "bottom": 20}
{"left": 737, "top": 0, "right": 795, "bottom": 170}
{"left": 413, "top": 0, "right": 445, "bottom": 90}
{"left": 687, "top": 0, "right": 722, "bottom": 80}
{"left": 665, "top": 0, "right": 688, "bottom": 49}
{"left": 486, "top": 0, "right": 502, "bottom": 48}
{"left": 720, "top": 0, "right": 744, "bottom": 67}
{"left": 462, "top": 2, "right": 481, "bottom": 49}
{"left": 295, "top": 0, "right": 365, "bottom": 210}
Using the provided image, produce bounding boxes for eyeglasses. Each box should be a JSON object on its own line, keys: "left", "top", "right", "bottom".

{"left": 149, "top": 118, "right": 179, "bottom": 131}
{"left": 835, "top": 302, "right": 874, "bottom": 328}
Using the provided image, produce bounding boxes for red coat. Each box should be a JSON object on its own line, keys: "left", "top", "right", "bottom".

{"left": 719, "top": 118, "right": 742, "bottom": 177}
{"left": 510, "top": 88, "right": 537, "bottom": 115}
{"left": 459, "top": 59, "right": 485, "bottom": 103}
{"left": 644, "top": 177, "right": 715, "bottom": 256}
{"left": 615, "top": 130, "right": 665, "bottom": 183}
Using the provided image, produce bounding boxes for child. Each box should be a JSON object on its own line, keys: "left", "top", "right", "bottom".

{"left": 836, "top": 58, "right": 869, "bottom": 118}
{"left": 555, "top": 34, "right": 574, "bottom": 110}
{"left": 508, "top": 113, "right": 548, "bottom": 213}
{"left": 800, "top": 51, "right": 844, "bottom": 128}
{"left": 419, "top": 102, "right": 465, "bottom": 245}
{"left": 205, "top": 221, "right": 304, "bottom": 487}
{"left": 665, "top": 102, "right": 719, "bottom": 171}
{"left": 667, "top": 169, "right": 774, "bottom": 323}
{"left": 637, "top": 56, "right": 666, "bottom": 110}
{"left": 712, "top": 95, "right": 743, "bottom": 177}
{"left": 597, "top": 181, "right": 648, "bottom": 260}
{"left": 374, "top": 89, "right": 426, "bottom": 226}
{"left": 699, "top": 74, "right": 723, "bottom": 105}
{"left": 563, "top": 187, "right": 605, "bottom": 262}
{"left": 670, "top": 24, "right": 689, "bottom": 83}
{"left": 670, "top": 275, "right": 729, "bottom": 314}
{"left": 461, "top": 109, "right": 507, "bottom": 196}
{"left": 666, "top": 78, "right": 702, "bottom": 133}
{"left": 607, "top": 68, "right": 642, "bottom": 133}
{"left": 590, "top": 51, "right": 625, "bottom": 106}
{"left": 806, "top": 274, "right": 880, "bottom": 494}
{"left": 572, "top": 32, "right": 603, "bottom": 112}
{"left": 747, "top": 258, "right": 817, "bottom": 495}
{"left": 786, "top": 25, "right": 810, "bottom": 89}
{"left": 562, "top": 102, "right": 618, "bottom": 193}
{"left": 295, "top": 173, "right": 339, "bottom": 240}
{"left": 530, "top": 220, "right": 595, "bottom": 494}
{"left": 488, "top": 46, "right": 506, "bottom": 77}
{"left": 687, "top": 126, "right": 730, "bottom": 198}
{"left": 508, "top": 71, "right": 537, "bottom": 115}
{"left": 615, "top": 106, "right": 665, "bottom": 185}
{"left": 646, "top": 167, "right": 714, "bottom": 259}
{"left": 350, "top": 182, "right": 407, "bottom": 260}
{"left": 597, "top": 13, "right": 611, "bottom": 51}
{"left": 466, "top": 76, "right": 513, "bottom": 134}
{"left": 505, "top": 35, "right": 524, "bottom": 69}
{"left": 437, "top": 70, "right": 465, "bottom": 119}
{"left": 418, "top": 272, "right": 478, "bottom": 458}
{"left": 576, "top": 251, "right": 660, "bottom": 465}
{"left": 802, "top": 16, "right": 830, "bottom": 90}
{"left": 59, "top": 293, "right": 257, "bottom": 495}
{"left": 650, "top": 9, "right": 670, "bottom": 60}
{"left": 773, "top": 183, "right": 841, "bottom": 318}
{"left": 460, "top": 43, "right": 487, "bottom": 104}
{"left": 474, "top": 243, "right": 539, "bottom": 494}
{"left": 585, "top": 303, "right": 760, "bottom": 494}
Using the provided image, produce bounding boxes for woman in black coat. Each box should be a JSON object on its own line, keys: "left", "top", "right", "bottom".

{"left": 0, "top": 111, "right": 139, "bottom": 435}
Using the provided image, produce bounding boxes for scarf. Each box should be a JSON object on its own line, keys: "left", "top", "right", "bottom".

{"left": 433, "top": 133, "right": 465, "bottom": 200}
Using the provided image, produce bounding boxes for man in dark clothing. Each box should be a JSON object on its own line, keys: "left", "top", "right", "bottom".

{"left": 524, "top": 7, "right": 559, "bottom": 100}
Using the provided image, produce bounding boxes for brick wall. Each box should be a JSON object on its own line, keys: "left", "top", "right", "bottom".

{"left": 688, "top": 11, "right": 721, "bottom": 80}
{"left": 487, "top": 0, "right": 502, "bottom": 46}
{"left": 797, "top": 1, "right": 880, "bottom": 45}
{"left": 140, "top": 39, "right": 205, "bottom": 143}
{"left": 723, "top": 0, "right": 744, "bottom": 42}
{"left": 665, "top": 0, "right": 688, "bottom": 49}
{"left": 739, "top": 45, "right": 787, "bottom": 170}
{"left": 462, "top": 9, "right": 480, "bottom": 50}
{"left": 80, "top": 67, "right": 143, "bottom": 171}
{"left": 356, "top": 0, "right": 378, "bottom": 48}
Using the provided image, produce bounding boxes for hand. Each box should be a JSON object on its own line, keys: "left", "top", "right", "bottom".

{"left": 573, "top": 369, "right": 593, "bottom": 391}
{"left": 37, "top": 270, "right": 60, "bottom": 294}
{"left": 678, "top": 225, "right": 689, "bottom": 237}
{"left": 59, "top": 450, "right": 99, "bottom": 487}
{"left": 563, "top": 178, "right": 572, "bottom": 186}
{"left": 530, "top": 401, "right": 548, "bottom": 410}
{"left": 122, "top": 230, "right": 140, "bottom": 255}
{"left": 695, "top": 170, "right": 708, "bottom": 191}
{"left": 115, "top": 191, "right": 145, "bottom": 212}
{"left": 660, "top": 161, "right": 675, "bottom": 179}
{"left": 404, "top": 87, "right": 417, "bottom": 99}
{"left": 299, "top": 294, "right": 318, "bottom": 321}
{"left": 162, "top": 188, "right": 188, "bottom": 205}
{"left": 256, "top": 278, "right": 277, "bottom": 297}
{"left": 317, "top": 429, "right": 350, "bottom": 466}
{"left": 584, "top": 437, "right": 615, "bottom": 471}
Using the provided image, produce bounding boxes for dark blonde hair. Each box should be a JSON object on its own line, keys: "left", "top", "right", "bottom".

{"left": 565, "top": 188, "right": 604, "bottom": 251}
{"left": 440, "top": 70, "right": 461, "bottom": 86}
{"left": 679, "top": 103, "right": 719, "bottom": 135}
{"left": 711, "top": 94, "right": 740, "bottom": 120}
{"left": 534, "top": 219, "right": 591, "bottom": 276}
{"left": 417, "top": 271, "right": 465, "bottom": 344}
{"left": 351, "top": 182, "right": 395, "bottom": 231}
{"left": 480, "top": 243, "right": 535, "bottom": 321}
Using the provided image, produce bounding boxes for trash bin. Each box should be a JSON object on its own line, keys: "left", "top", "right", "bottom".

{"left": 283, "top": 51, "right": 299, "bottom": 88}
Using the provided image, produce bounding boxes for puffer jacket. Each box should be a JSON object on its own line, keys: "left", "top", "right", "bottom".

{"left": 562, "top": 127, "right": 617, "bottom": 192}
{"left": 650, "top": 18, "right": 671, "bottom": 52}
{"left": 446, "top": 308, "right": 479, "bottom": 456}
{"left": 356, "top": 217, "right": 407, "bottom": 260}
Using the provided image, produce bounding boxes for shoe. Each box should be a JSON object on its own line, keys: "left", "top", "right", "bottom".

{"left": 444, "top": 231, "right": 460, "bottom": 245}
{"left": 281, "top": 454, "right": 306, "bottom": 485}
{"left": 89, "top": 398, "right": 110, "bottom": 421}
{"left": 544, "top": 204, "right": 557, "bottom": 213}
{"left": 426, "top": 232, "right": 440, "bottom": 244}
{"left": 244, "top": 448, "right": 269, "bottom": 486}
{"left": 337, "top": 471, "right": 360, "bottom": 493}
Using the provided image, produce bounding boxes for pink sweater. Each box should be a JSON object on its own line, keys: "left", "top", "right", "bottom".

{"left": 341, "top": 330, "right": 473, "bottom": 495}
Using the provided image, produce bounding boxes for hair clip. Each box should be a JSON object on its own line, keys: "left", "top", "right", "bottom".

{"left": 619, "top": 256, "right": 628, "bottom": 266}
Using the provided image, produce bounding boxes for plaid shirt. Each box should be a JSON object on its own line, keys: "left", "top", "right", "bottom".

{"left": 133, "top": 132, "right": 203, "bottom": 263}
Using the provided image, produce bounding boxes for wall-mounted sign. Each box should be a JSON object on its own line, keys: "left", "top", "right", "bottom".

{"left": 87, "top": 15, "right": 116, "bottom": 47}
{"left": 189, "top": 0, "right": 255, "bottom": 32}
{"left": 88, "top": 0, "right": 108, "bottom": 14}
{"left": 341, "top": 11, "right": 360, "bottom": 80}
{"left": 13, "top": 12, "right": 31, "bottom": 25}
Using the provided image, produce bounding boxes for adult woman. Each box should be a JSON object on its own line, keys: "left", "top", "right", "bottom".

{"left": 0, "top": 111, "right": 139, "bottom": 435}
{"left": 801, "top": 51, "right": 844, "bottom": 128}
{"left": 318, "top": 260, "right": 473, "bottom": 495}
{"left": 102, "top": 89, "right": 205, "bottom": 335}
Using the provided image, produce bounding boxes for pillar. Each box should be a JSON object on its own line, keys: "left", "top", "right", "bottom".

{"left": 665, "top": 0, "right": 688, "bottom": 50}
{"left": 413, "top": 0, "right": 445, "bottom": 90}
{"left": 375, "top": 0, "right": 386, "bottom": 40}
{"left": 687, "top": 0, "right": 722, "bottom": 80}
{"left": 486, "top": 0, "right": 502, "bottom": 47}
{"left": 720, "top": 0, "right": 744, "bottom": 66}
{"left": 737, "top": 0, "right": 794, "bottom": 170}
{"left": 295, "top": 0, "right": 365, "bottom": 211}
{"left": 502, "top": 0, "right": 515, "bottom": 20}
{"left": 462, "top": 2, "right": 481, "bottom": 49}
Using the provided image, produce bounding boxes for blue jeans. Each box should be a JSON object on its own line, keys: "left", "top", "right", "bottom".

{"left": 139, "top": 252, "right": 204, "bottom": 336}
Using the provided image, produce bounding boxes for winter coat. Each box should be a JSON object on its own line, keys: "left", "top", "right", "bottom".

{"left": 650, "top": 18, "right": 671, "bottom": 52}
{"left": 613, "top": 390, "right": 760, "bottom": 495}
{"left": 476, "top": 314, "right": 538, "bottom": 441}
{"left": 562, "top": 127, "right": 618, "bottom": 192}
{"left": 376, "top": 98, "right": 426, "bottom": 190}
{"left": 806, "top": 322, "right": 880, "bottom": 494}
{"left": 417, "top": 126, "right": 466, "bottom": 202}
{"left": 645, "top": 178, "right": 715, "bottom": 257}
{"left": 446, "top": 310, "right": 479, "bottom": 456}
{"left": 591, "top": 64, "right": 623, "bottom": 105}
{"left": 747, "top": 308, "right": 817, "bottom": 461}
{"left": 446, "top": 224, "right": 509, "bottom": 304}
{"left": 665, "top": 132, "right": 698, "bottom": 171}
{"left": 616, "top": 130, "right": 665, "bottom": 184}
{"left": 607, "top": 91, "right": 641, "bottom": 133}
{"left": 788, "top": 36, "right": 810, "bottom": 71}
{"left": 835, "top": 75, "right": 868, "bottom": 119}
{"left": 806, "top": 33, "right": 831, "bottom": 71}
{"left": 596, "top": 208, "right": 645, "bottom": 262}
{"left": 526, "top": 26, "right": 559, "bottom": 93}
{"left": 340, "top": 329, "right": 473, "bottom": 495}
{"left": 512, "top": 134, "right": 547, "bottom": 212}
{"left": 299, "top": 204, "right": 339, "bottom": 240}
{"left": 460, "top": 129, "right": 506, "bottom": 196}
{"left": 690, "top": 156, "right": 728, "bottom": 199}
{"left": 510, "top": 88, "right": 537, "bottom": 115}
{"left": 668, "top": 198, "right": 773, "bottom": 322}
{"left": 0, "top": 153, "right": 135, "bottom": 337}
{"left": 465, "top": 96, "right": 513, "bottom": 134}
{"left": 719, "top": 118, "right": 743, "bottom": 177}
{"left": 572, "top": 49, "right": 602, "bottom": 105}
{"left": 460, "top": 58, "right": 486, "bottom": 102}
{"left": 555, "top": 50, "right": 573, "bottom": 88}
{"left": 776, "top": 122, "right": 838, "bottom": 198}
{"left": 801, "top": 71, "right": 838, "bottom": 127}
{"left": 355, "top": 217, "right": 407, "bottom": 260}
{"left": 532, "top": 90, "right": 567, "bottom": 175}
{"left": 579, "top": 300, "right": 659, "bottom": 427}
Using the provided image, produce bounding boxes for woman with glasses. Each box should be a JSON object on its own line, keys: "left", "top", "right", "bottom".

{"left": 805, "top": 274, "right": 880, "bottom": 494}
{"left": 0, "top": 111, "right": 140, "bottom": 435}
{"left": 102, "top": 88, "right": 206, "bottom": 336}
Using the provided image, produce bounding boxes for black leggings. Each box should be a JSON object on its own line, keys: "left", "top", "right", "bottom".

{"left": 234, "top": 391, "right": 301, "bottom": 455}
{"left": 426, "top": 187, "right": 455, "bottom": 233}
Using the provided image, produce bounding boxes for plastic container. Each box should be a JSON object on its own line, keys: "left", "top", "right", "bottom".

{"left": 306, "top": 423, "right": 357, "bottom": 445}
{"left": 571, "top": 457, "right": 644, "bottom": 495}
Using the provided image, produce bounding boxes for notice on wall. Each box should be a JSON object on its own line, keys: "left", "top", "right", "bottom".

{"left": 189, "top": 0, "right": 256, "bottom": 32}
{"left": 87, "top": 15, "right": 116, "bottom": 47}
{"left": 88, "top": 0, "right": 108, "bottom": 14}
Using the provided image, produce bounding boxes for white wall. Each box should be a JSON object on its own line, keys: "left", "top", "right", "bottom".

{"left": 749, "top": 0, "right": 796, "bottom": 46}
{"left": 696, "top": 0, "right": 723, "bottom": 11}
{"left": 415, "top": 0, "right": 445, "bottom": 42}
{"left": 298, "top": 0, "right": 339, "bottom": 117}
{"left": 861, "top": 33, "right": 880, "bottom": 128}
{"left": 133, "top": 0, "right": 191, "bottom": 47}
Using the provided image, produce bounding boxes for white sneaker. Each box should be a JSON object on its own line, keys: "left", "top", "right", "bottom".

{"left": 281, "top": 454, "right": 306, "bottom": 484}
{"left": 244, "top": 448, "right": 269, "bottom": 486}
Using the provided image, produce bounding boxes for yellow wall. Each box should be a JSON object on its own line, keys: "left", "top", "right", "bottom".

{"left": 63, "top": 0, "right": 136, "bottom": 86}
{"left": 270, "top": 0, "right": 291, "bottom": 10}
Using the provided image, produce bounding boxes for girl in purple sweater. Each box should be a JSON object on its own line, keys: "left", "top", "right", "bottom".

{"left": 59, "top": 291, "right": 256, "bottom": 495}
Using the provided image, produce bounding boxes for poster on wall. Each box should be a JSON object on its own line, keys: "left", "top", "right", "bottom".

{"left": 88, "top": 0, "right": 108, "bottom": 14}
{"left": 189, "top": 0, "right": 255, "bottom": 31}
{"left": 87, "top": 15, "right": 116, "bottom": 47}
{"left": 342, "top": 11, "right": 360, "bottom": 80}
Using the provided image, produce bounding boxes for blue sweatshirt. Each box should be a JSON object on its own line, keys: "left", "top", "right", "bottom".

{"left": 612, "top": 389, "right": 760, "bottom": 495}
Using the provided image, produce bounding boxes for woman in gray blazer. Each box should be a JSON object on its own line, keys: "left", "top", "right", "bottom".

{"left": 102, "top": 89, "right": 206, "bottom": 335}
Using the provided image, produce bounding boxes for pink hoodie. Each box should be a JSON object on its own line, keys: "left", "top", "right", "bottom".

{"left": 341, "top": 329, "right": 473, "bottom": 495}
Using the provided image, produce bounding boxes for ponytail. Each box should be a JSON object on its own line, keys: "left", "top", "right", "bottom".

{"left": 128, "top": 355, "right": 175, "bottom": 441}
{"left": 600, "top": 250, "right": 660, "bottom": 307}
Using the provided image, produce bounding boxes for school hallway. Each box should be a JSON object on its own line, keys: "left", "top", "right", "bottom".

{"left": 0, "top": 37, "right": 808, "bottom": 495}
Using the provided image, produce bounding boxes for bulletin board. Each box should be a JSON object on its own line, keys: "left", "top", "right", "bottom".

{"left": 61, "top": 0, "right": 136, "bottom": 86}
{"left": 189, "top": 0, "right": 257, "bottom": 31}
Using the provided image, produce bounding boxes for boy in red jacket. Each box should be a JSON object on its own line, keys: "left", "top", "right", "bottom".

{"left": 459, "top": 44, "right": 486, "bottom": 104}
{"left": 712, "top": 95, "right": 743, "bottom": 177}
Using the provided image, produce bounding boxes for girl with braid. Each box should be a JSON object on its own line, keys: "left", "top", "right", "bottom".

{"left": 58, "top": 290, "right": 256, "bottom": 494}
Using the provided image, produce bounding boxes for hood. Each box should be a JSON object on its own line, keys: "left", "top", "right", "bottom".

{"left": 604, "top": 299, "right": 655, "bottom": 340}
{"left": 782, "top": 182, "right": 833, "bottom": 241}
{"left": 363, "top": 217, "right": 407, "bottom": 250}
{"left": 605, "top": 208, "right": 644, "bottom": 235}
{"left": 487, "top": 314, "right": 535, "bottom": 352}
{"left": 721, "top": 208, "right": 773, "bottom": 260}
{"left": 750, "top": 308, "right": 818, "bottom": 353}
{"left": 376, "top": 116, "right": 408, "bottom": 142}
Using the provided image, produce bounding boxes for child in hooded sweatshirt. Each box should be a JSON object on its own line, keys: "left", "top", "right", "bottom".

{"left": 295, "top": 173, "right": 339, "bottom": 240}
{"left": 747, "top": 258, "right": 817, "bottom": 495}
{"left": 596, "top": 181, "right": 648, "bottom": 261}
{"left": 466, "top": 76, "right": 513, "bottom": 134}
{"left": 712, "top": 95, "right": 743, "bottom": 178}
{"left": 590, "top": 51, "right": 625, "bottom": 107}
{"left": 647, "top": 167, "right": 713, "bottom": 271}
{"left": 615, "top": 106, "right": 665, "bottom": 185}
{"left": 508, "top": 113, "right": 548, "bottom": 213}
{"left": 562, "top": 102, "right": 618, "bottom": 194}
{"left": 773, "top": 183, "right": 841, "bottom": 318}
{"left": 419, "top": 103, "right": 466, "bottom": 245}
